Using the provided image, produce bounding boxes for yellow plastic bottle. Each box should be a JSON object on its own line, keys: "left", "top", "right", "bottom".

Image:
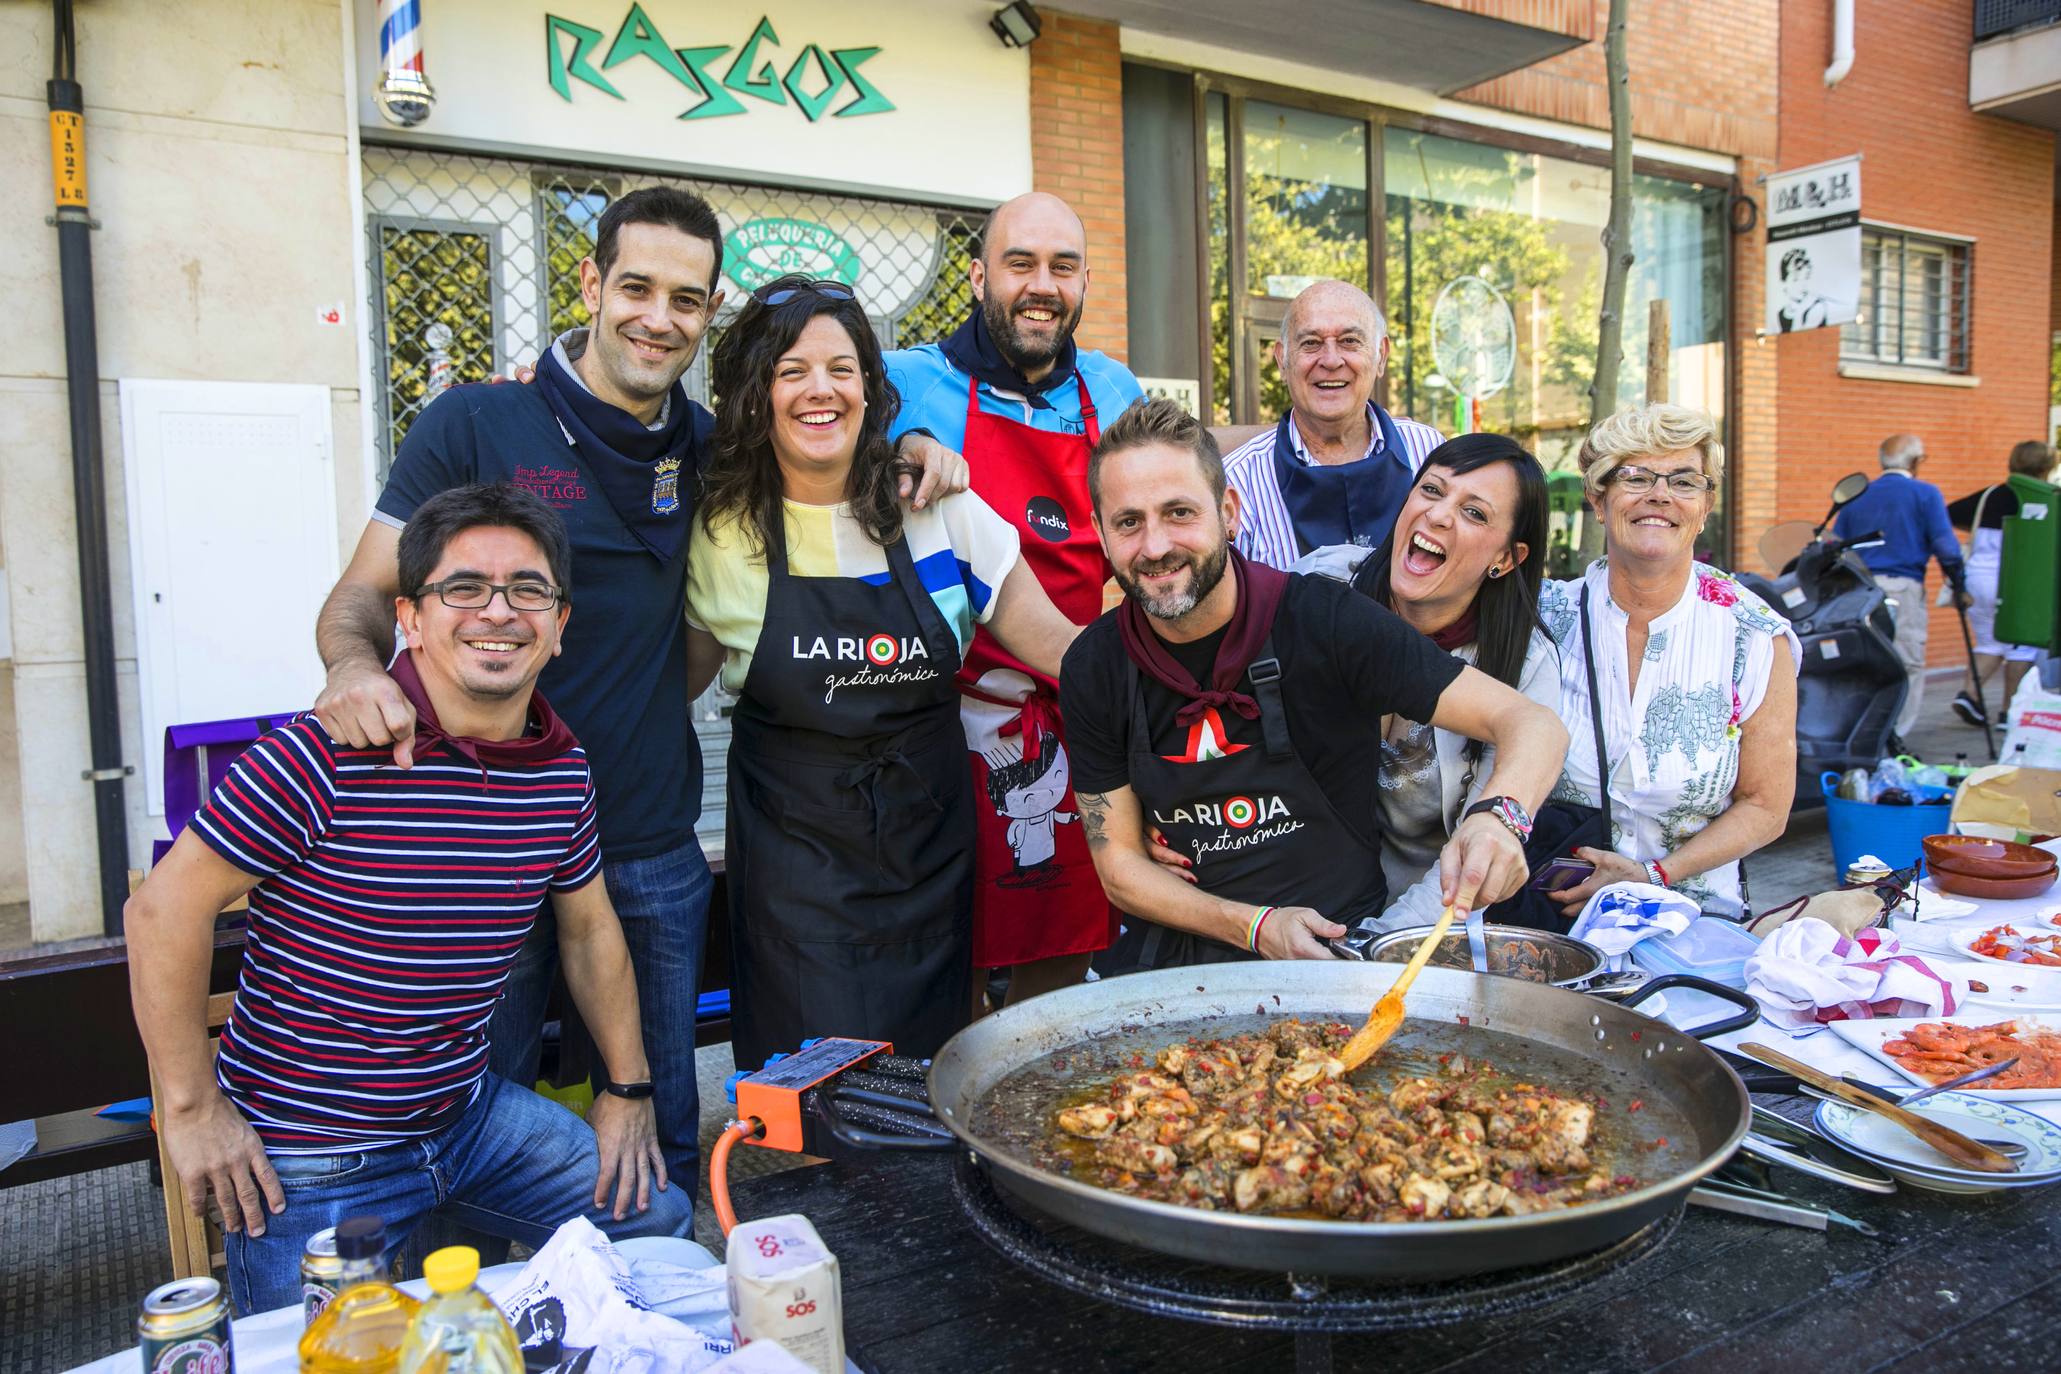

{"left": 299, "top": 1216, "right": 421, "bottom": 1373}
{"left": 397, "top": 1247, "right": 523, "bottom": 1374}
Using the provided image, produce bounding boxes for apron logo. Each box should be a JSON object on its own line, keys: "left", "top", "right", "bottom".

{"left": 792, "top": 634, "right": 930, "bottom": 663}
{"left": 1025, "top": 495, "right": 1072, "bottom": 543}
{"left": 651, "top": 456, "right": 682, "bottom": 515}
{"left": 1152, "top": 795, "right": 1293, "bottom": 828}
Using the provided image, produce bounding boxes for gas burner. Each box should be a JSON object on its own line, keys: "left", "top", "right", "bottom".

{"left": 950, "top": 1152, "right": 1680, "bottom": 1335}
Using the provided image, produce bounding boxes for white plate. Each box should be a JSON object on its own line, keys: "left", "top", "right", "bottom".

{"left": 1949, "top": 922, "right": 2061, "bottom": 983}
{"left": 1826, "top": 1014, "right": 2061, "bottom": 1101}
{"left": 1812, "top": 1092, "right": 2061, "bottom": 1194}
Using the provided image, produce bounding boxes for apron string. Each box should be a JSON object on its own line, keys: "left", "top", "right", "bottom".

{"left": 834, "top": 748, "right": 947, "bottom": 877}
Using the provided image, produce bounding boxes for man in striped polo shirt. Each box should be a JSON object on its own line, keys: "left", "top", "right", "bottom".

{"left": 126, "top": 484, "right": 688, "bottom": 1314}
{"left": 1223, "top": 279, "right": 1444, "bottom": 570}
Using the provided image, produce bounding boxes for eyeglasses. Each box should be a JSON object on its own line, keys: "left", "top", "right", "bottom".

{"left": 415, "top": 578, "right": 564, "bottom": 612}
{"left": 1609, "top": 465, "right": 1716, "bottom": 497}
{"left": 752, "top": 279, "right": 856, "bottom": 306}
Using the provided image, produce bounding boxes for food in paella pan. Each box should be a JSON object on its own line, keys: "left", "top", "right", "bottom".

{"left": 1052, "top": 1019, "right": 1640, "bottom": 1222}
{"left": 1881, "top": 1019, "right": 2061, "bottom": 1089}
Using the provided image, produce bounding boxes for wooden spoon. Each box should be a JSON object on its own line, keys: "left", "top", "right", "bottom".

{"left": 1739, "top": 1042, "right": 2017, "bottom": 1174}
{"left": 1339, "top": 905, "right": 1459, "bottom": 1071}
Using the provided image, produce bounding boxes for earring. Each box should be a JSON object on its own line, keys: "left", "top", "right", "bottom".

{"left": 1487, "top": 567, "right": 1503, "bottom": 579}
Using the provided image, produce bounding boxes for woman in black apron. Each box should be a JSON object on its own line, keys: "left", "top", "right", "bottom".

{"left": 690, "top": 276, "right": 1078, "bottom": 1072}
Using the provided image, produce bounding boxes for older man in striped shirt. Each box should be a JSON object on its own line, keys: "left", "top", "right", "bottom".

{"left": 125, "top": 483, "right": 689, "bottom": 1314}
{"left": 1223, "top": 280, "right": 1444, "bottom": 569}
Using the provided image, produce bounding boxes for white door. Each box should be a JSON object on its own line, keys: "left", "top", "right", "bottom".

{"left": 120, "top": 380, "right": 338, "bottom": 816}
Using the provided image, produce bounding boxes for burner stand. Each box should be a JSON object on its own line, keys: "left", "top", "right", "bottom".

{"left": 950, "top": 1153, "right": 1681, "bottom": 1374}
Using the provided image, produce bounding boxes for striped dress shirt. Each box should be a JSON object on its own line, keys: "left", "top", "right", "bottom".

{"left": 1224, "top": 404, "right": 1446, "bottom": 570}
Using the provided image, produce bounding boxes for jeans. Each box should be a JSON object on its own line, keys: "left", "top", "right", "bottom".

{"left": 226, "top": 1073, "right": 692, "bottom": 1314}
{"left": 489, "top": 838, "right": 711, "bottom": 1194}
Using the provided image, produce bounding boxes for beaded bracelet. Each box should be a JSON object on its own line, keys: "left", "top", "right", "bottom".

{"left": 1246, "top": 905, "right": 1276, "bottom": 953}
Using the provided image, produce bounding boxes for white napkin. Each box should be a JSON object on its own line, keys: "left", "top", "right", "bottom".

{"left": 1744, "top": 917, "right": 1968, "bottom": 1036}
{"left": 1568, "top": 882, "right": 1698, "bottom": 969}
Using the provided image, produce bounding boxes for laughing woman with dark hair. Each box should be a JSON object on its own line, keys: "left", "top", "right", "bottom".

{"left": 1345, "top": 435, "right": 1563, "bottom": 928}
{"left": 685, "top": 275, "right": 1079, "bottom": 1068}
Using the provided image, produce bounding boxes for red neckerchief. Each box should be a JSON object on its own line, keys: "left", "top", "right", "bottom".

{"left": 388, "top": 649, "right": 577, "bottom": 781}
{"left": 1427, "top": 603, "right": 1480, "bottom": 652}
{"left": 1117, "top": 549, "right": 1291, "bottom": 729}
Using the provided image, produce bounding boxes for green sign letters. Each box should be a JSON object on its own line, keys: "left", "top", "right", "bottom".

{"left": 546, "top": 5, "right": 892, "bottom": 122}
{"left": 722, "top": 218, "right": 865, "bottom": 291}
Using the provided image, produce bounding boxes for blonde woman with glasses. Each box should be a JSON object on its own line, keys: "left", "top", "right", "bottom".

{"left": 1534, "top": 405, "right": 1800, "bottom": 921}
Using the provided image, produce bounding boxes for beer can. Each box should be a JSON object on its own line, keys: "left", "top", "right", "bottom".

{"left": 1846, "top": 859, "right": 1894, "bottom": 888}
{"left": 138, "top": 1277, "right": 233, "bottom": 1374}
{"left": 301, "top": 1226, "right": 343, "bottom": 1325}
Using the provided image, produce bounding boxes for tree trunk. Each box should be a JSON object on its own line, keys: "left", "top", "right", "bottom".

{"left": 1581, "top": 0, "right": 1635, "bottom": 562}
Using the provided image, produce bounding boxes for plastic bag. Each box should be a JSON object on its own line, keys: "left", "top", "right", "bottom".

{"left": 496, "top": 1218, "right": 733, "bottom": 1374}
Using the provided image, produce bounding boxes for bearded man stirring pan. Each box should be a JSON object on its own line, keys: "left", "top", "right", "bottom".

{"left": 886, "top": 193, "right": 1147, "bottom": 1007}
{"left": 1060, "top": 400, "right": 1567, "bottom": 967}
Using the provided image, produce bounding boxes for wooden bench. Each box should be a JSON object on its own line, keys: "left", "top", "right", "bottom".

{"left": 1, "top": 868, "right": 734, "bottom": 1190}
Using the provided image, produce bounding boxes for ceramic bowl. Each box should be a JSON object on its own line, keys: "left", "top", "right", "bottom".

{"left": 1929, "top": 864, "right": 2058, "bottom": 901}
{"left": 1923, "top": 834, "right": 2058, "bottom": 881}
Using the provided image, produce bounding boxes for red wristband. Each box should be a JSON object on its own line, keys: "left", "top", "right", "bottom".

{"left": 1651, "top": 859, "right": 1671, "bottom": 888}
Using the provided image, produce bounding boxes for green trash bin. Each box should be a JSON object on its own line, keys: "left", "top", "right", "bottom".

{"left": 1996, "top": 472, "right": 2057, "bottom": 651}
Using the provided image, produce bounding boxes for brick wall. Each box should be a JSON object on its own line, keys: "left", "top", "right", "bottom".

{"left": 1777, "top": 0, "right": 2057, "bottom": 665}
{"left": 1028, "top": 11, "right": 1129, "bottom": 361}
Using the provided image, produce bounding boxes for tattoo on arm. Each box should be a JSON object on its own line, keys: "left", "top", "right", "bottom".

{"left": 1075, "top": 791, "right": 1111, "bottom": 848}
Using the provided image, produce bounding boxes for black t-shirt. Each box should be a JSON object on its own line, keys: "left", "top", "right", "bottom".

{"left": 1060, "top": 575, "right": 1465, "bottom": 844}
{"left": 376, "top": 382, "right": 713, "bottom": 861}
{"left": 1946, "top": 485, "right": 2021, "bottom": 532}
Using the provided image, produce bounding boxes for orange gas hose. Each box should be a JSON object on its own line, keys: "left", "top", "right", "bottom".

{"left": 711, "top": 1118, "right": 761, "bottom": 1237}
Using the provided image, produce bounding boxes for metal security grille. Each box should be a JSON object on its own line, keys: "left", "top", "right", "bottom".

{"left": 362, "top": 143, "right": 983, "bottom": 473}
{"left": 361, "top": 143, "right": 984, "bottom": 848}
{"left": 1974, "top": 0, "right": 2060, "bottom": 42}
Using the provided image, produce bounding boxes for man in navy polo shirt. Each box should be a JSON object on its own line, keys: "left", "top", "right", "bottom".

{"left": 128, "top": 484, "right": 689, "bottom": 1314}
{"left": 313, "top": 187, "right": 967, "bottom": 1199}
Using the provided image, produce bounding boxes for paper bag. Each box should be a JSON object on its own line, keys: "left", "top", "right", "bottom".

{"left": 1948, "top": 764, "right": 2061, "bottom": 843}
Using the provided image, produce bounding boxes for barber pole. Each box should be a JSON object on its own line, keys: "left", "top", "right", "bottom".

{"left": 373, "top": 0, "right": 437, "bottom": 127}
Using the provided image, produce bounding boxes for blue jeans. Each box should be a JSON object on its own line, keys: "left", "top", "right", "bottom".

{"left": 226, "top": 1073, "right": 691, "bottom": 1314}
{"left": 489, "top": 839, "right": 711, "bottom": 1195}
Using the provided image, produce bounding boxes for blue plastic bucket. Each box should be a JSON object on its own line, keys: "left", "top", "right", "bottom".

{"left": 1819, "top": 771, "right": 1952, "bottom": 876}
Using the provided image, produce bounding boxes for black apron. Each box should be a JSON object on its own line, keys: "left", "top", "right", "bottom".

{"left": 725, "top": 519, "right": 973, "bottom": 1072}
{"left": 1103, "top": 636, "right": 1389, "bottom": 973}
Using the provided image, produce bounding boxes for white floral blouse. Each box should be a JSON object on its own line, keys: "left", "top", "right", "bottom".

{"left": 1538, "top": 560, "right": 1800, "bottom": 917}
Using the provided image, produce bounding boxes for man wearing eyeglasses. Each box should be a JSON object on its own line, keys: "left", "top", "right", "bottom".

{"left": 127, "top": 484, "right": 690, "bottom": 1316}
{"left": 882, "top": 192, "right": 1146, "bottom": 1011}
{"left": 1831, "top": 434, "right": 1970, "bottom": 737}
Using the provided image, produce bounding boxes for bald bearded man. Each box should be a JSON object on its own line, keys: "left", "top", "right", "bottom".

{"left": 885, "top": 193, "right": 1145, "bottom": 1008}
{"left": 1223, "top": 279, "right": 1444, "bottom": 569}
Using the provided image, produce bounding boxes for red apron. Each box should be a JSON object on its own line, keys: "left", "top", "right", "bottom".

{"left": 958, "top": 374, "right": 1117, "bottom": 967}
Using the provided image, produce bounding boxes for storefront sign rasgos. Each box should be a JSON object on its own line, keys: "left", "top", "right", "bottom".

{"left": 354, "top": 1, "right": 1030, "bottom": 207}
{"left": 546, "top": 7, "right": 892, "bottom": 122}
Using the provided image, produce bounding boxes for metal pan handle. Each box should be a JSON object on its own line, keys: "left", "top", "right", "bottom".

{"left": 806, "top": 1089, "right": 957, "bottom": 1153}
{"left": 1616, "top": 973, "right": 1760, "bottom": 1039}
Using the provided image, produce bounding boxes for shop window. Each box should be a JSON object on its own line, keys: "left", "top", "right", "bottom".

{"left": 1840, "top": 228, "right": 1972, "bottom": 372}
{"left": 1382, "top": 129, "right": 1727, "bottom": 574}
{"left": 539, "top": 180, "right": 616, "bottom": 340}
{"left": 372, "top": 218, "right": 500, "bottom": 463}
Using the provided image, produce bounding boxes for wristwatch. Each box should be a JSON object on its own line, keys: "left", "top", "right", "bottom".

{"left": 602, "top": 1080, "right": 655, "bottom": 1100}
{"left": 1462, "top": 795, "right": 1534, "bottom": 843}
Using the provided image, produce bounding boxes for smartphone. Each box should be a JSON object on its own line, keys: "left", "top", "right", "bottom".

{"left": 1529, "top": 856, "right": 1596, "bottom": 892}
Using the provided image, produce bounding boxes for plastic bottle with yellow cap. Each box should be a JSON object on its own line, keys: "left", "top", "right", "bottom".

{"left": 396, "top": 1245, "right": 523, "bottom": 1374}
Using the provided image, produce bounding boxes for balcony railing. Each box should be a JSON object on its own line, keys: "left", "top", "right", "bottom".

{"left": 1975, "top": 0, "right": 2061, "bottom": 42}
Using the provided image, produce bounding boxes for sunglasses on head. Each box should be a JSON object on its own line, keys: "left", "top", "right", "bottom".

{"left": 752, "top": 279, "right": 857, "bottom": 306}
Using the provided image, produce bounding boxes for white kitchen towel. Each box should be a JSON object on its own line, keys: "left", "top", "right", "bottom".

{"left": 1569, "top": 883, "right": 1699, "bottom": 968}
{"left": 1745, "top": 918, "right": 1967, "bottom": 1035}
